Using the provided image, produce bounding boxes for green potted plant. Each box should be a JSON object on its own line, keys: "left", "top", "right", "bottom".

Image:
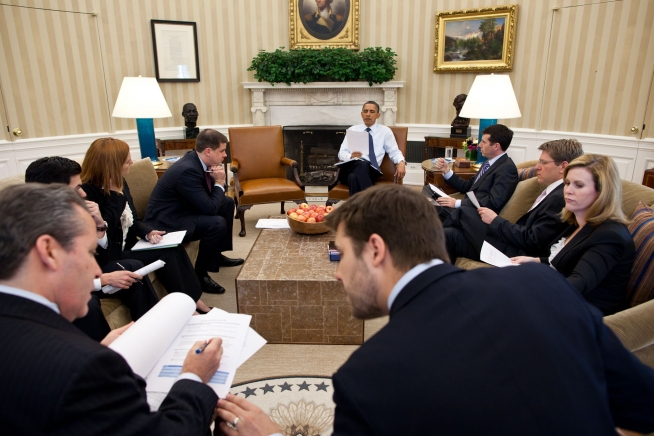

{"left": 248, "top": 47, "right": 397, "bottom": 86}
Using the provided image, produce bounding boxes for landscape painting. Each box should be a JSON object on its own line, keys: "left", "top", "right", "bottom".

{"left": 433, "top": 5, "right": 518, "bottom": 73}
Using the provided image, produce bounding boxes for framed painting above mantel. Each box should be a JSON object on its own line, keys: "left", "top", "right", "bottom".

{"left": 433, "top": 5, "right": 518, "bottom": 73}
{"left": 290, "top": 0, "right": 359, "bottom": 49}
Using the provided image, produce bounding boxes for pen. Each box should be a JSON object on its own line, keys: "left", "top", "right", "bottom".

{"left": 196, "top": 340, "right": 209, "bottom": 354}
{"left": 116, "top": 262, "right": 144, "bottom": 285}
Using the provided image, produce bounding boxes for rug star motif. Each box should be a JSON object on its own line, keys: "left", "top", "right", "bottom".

{"left": 278, "top": 382, "right": 293, "bottom": 392}
{"left": 297, "top": 381, "right": 310, "bottom": 391}
{"left": 241, "top": 387, "right": 257, "bottom": 398}
{"left": 260, "top": 383, "right": 275, "bottom": 394}
{"left": 314, "top": 382, "right": 329, "bottom": 392}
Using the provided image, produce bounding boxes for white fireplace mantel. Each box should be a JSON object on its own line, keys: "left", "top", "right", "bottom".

{"left": 242, "top": 81, "right": 405, "bottom": 127}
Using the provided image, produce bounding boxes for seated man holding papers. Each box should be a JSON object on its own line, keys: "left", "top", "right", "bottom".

{"left": 336, "top": 101, "right": 406, "bottom": 195}
{"left": 444, "top": 139, "right": 583, "bottom": 263}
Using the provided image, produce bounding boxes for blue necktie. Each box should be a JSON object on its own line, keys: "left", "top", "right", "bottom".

{"left": 366, "top": 127, "right": 380, "bottom": 171}
{"left": 474, "top": 161, "right": 491, "bottom": 184}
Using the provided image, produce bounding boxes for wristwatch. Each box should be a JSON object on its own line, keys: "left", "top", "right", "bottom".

{"left": 96, "top": 221, "right": 108, "bottom": 232}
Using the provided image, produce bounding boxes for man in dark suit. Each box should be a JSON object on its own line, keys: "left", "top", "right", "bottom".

{"left": 145, "top": 129, "right": 243, "bottom": 295}
{"left": 0, "top": 184, "right": 223, "bottom": 435}
{"left": 422, "top": 123, "right": 518, "bottom": 225}
{"left": 214, "top": 185, "right": 654, "bottom": 436}
{"left": 25, "top": 156, "right": 158, "bottom": 341}
{"left": 444, "top": 139, "right": 584, "bottom": 262}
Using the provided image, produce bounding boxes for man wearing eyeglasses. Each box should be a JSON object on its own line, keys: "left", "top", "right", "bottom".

{"left": 444, "top": 139, "right": 584, "bottom": 263}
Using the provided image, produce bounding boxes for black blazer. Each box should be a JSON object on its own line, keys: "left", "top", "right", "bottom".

{"left": 83, "top": 180, "right": 153, "bottom": 266}
{"left": 331, "top": 263, "right": 654, "bottom": 435}
{"left": 445, "top": 153, "right": 518, "bottom": 212}
{"left": 0, "top": 293, "right": 217, "bottom": 435}
{"left": 544, "top": 219, "right": 635, "bottom": 315}
{"left": 145, "top": 151, "right": 227, "bottom": 235}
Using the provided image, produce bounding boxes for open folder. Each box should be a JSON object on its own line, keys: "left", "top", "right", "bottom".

{"left": 109, "top": 293, "right": 266, "bottom": 411}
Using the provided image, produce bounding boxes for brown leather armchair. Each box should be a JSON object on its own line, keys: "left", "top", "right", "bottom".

{"left": 228, "top": 126, "right": 306, "bottom": 236}
{"left": 327, "top": 126, "right": 408, "bottom": 206}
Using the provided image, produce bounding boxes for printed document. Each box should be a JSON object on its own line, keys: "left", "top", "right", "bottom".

{"left": 466, "top": 191, "right": 481, "bottom": 208}
{"left": 255, "top": 219, "right": 290, "bottom": 229}
{"left": 345, "top": 130, "right": 369, "bottom": 154}
{"left": 429, "top": 183, "right": 451, "bottom": 198}
{"left": 131, "top": 231, "right": 187, "bottom": 251}
{"left": 480, "top": 241, "right": 516, "bottom": 267}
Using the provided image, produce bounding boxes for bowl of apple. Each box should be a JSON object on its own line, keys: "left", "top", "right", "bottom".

{"left": 286, "top": 203, "right": 334, "bottom": 235}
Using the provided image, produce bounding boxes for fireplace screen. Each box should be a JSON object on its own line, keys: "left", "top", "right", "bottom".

{"left": 283, "top": 126, "right": 348, "bottom": 186}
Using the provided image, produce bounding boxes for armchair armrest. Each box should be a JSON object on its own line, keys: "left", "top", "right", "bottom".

{"left": 280, "top": 157, "right": 304, "bottom": 188}
{"left": 230, "top": 159, "right": 243, "bottom": 197}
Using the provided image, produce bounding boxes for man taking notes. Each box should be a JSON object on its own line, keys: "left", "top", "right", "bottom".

{"left": 445, "top": 139, "right": 584, "bottom": 263}
{"left": 0, "top": 184, "right": 223, "bottom": 435}
{"left": 422, "top": 123, "right": 518, "bottom": 224}
{"left": 337, "top": 101, "right": 406, "bottom": 196}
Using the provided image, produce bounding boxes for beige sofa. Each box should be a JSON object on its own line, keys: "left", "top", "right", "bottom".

{"left": 0, "top": 159, "right": 198, "bottom": 329}
{"left": 453, "top": 160, "right": 654, "bottom": 368}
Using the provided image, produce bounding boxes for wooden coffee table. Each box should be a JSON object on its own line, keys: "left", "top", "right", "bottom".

{"left": 422, "top": 159, "right": 479, "bottom": 195}
{"left": 235, "top": 226, "right": 363, "bottom": 345}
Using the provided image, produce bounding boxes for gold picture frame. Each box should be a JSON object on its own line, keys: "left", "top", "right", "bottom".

{"left": 433, "top": 5, "right": 518, "bottom": 73}
{"left": 290, "top": 0, "right": 359, "bottom": 49}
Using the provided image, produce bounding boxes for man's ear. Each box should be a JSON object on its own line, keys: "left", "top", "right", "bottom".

{"left": 33, "top": 235, "right": 60, "bottom": 271}
{"left": 367, "top": 234, "right": 387, "bottom": 268}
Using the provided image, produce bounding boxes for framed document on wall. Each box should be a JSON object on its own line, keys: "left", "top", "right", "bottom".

{"left": 290, "top": 0, "right": 359, "bottom": 49}
{"left": 151, "top": 20, "right": 200, "bottom": 82}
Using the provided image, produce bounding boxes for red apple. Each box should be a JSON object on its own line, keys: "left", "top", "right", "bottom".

{"left": 309, "top": 204, "right": 317, "bottom": 210}
{"left": 296, "top": 215, "right": 307, "bottom": 222}
{"left": 299, "top": 203, "right": 309, "bottom": 210}
{"left": 325, "top": 206, "right": 334, "bottom": 213}
{"left": 316, "top": 214, "right": 324, "bottom": 222}
{"left": 307, "top": 217, "right": 316, "bottom": 223}
{"left": 289, "top": 212, "right": 299, "bottom": 219}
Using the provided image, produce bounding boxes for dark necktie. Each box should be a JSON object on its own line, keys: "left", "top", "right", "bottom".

{"left": 474, "top": 161, "right": 491, "bottom": 184}
{"left": 366, "top": 127, "right": 380, "bottom": 171}
{"left": 205, "top": 171, "right": 213, "bottom": 191}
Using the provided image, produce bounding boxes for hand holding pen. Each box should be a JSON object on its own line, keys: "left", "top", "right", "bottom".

{"left": 206, "top": 165, "right": 226, "bottom": 185}
{"left": 182, "top": 338, "right": 224, "bottom": 384}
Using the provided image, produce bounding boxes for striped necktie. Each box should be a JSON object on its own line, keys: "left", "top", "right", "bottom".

{"left": 474, "top": 161, "right": 491, "bottom": 184}
{"left": 366, "top": 127, "right": 380, "bottom": 171}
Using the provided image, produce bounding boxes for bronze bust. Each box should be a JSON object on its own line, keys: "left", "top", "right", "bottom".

{"left": 182, "top": 103, "right": 199, "bottom": 139}
{"left": 451, "top": 94, "right": 470, "bottom": 128}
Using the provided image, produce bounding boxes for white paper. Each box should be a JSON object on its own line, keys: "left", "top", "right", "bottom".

{"left": 255, "top": 219, "right": 290, "bottom": 229}
{"left": 131, "top": 231, "right": 187, "bottom": 251}
{"left": 102, "top": 260, "right": 166, "bottom": 294}
{"left": 480, "top": 241, "right": 517, "bottom": 267}
{"left": 346, "top": 130, "right": 369, "bottom": 154}
{"left": 109, "top": 293, "right": 196, "bottom": 378}
{"left": 206, "top": 308, "right": 267, "bottom": 367}
{"left": 466, "top": 191, "right": 481, "bottom": 208}
{"left": 429, "top": 183, "right": 451, "bottom": 198}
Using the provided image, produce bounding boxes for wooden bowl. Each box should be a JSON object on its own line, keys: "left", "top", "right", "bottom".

{"left": 287, "top": 216, "right": 330, "bottom": 235}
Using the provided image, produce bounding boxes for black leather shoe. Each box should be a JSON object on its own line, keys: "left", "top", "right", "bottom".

{"left": 219, "top": 254, "right": 244, "bottom": 267}
{"left": 199, "top": 276, "right": 226, "bottom": 294}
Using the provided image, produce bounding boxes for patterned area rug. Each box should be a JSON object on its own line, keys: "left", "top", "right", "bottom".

{"left": 230, "top": 376, "right": 335, "bottom": 436}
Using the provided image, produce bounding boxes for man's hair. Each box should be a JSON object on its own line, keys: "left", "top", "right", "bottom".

{"left": 538, "top": 139, "right": 584, "bottom": 164}
{"left": 195, "top": 129, "right": 228, "bottom": 152}
{"left": 561, "top": 154, "right": 627, "bottom": 226}
{"left": 324, "top": 185, "right": 449, "bottom": 271}
{"left": 362, "top": 101, "right": 380, "bottom": 112}
{"left": 482, "top": 124, "right": 513, "bottom": 151}
{"left": 0, "top": 184, "right": 87, "bottom": 280}
{"left": 80, "top": 138, "right": 130, "bottom": 196}
{"left": 25, "top": 157, "right": 81, "bottom": 185}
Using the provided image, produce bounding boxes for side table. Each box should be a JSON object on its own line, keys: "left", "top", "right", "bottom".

{"left": 422, "top": 159, "right": 479, "bottom": 195}
{"left": 156, "top": 138, "right": 196, "bottom": 157}
{"left": 424, "top": 136, "right": 464, "bottom": 160}
{"left": 643, "top": 168, "right": 654, "bottom": 189}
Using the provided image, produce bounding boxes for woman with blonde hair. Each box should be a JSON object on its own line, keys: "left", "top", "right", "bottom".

{"left": 512, "top": 154, "right": 635, "bottom": 315}
{"left": 81, "top": 138, "right": 212, "bottom": 313}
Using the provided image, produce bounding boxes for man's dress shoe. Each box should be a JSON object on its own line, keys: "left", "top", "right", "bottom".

{"left": 219, "top": 254, "right": 244, "bottom": 267}
{"left": 199, "top": 276, "right": 226, "bottom": 294}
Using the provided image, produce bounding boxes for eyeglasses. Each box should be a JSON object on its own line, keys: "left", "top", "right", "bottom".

{"left": 537, "top": 159, "right": 558, "bottom": 165}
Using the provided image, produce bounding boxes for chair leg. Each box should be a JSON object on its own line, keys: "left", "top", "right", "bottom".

{"left": 280, "top": 201, "right": 285, "bottom": 214}
{"left": 237, "top": 204, "right": 253, "bottom": 237}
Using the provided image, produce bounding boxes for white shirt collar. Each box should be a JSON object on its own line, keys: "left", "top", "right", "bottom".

{"left": 196, "top": 152, "right": 208, "bottom": 171}
{"left": 486, "top": 152, "right": 506, "bottom": 167}
{"left": 0, "top": 284, "right": 60, "bottom": 314}
{"left": 544, "top": 178, "right": 564, "bottom": 195}
{"left": 387, "top": 259, "right": 444, "bottom": 311}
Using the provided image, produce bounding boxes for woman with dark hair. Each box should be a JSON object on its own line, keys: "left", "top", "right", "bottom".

{"left": 512, "top": 154, "right": 635, "bottom": 315}
{"left": 81, "top": 138, "right": 212, "bottom": 313}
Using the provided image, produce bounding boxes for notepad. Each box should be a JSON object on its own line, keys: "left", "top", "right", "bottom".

{"left": 131, "top": 231, "right": 187, "bottom": 251}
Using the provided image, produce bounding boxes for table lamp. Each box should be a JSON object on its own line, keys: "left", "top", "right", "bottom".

{"left": 112, "top": 76, "right": 172, "bottom": 162}
{"left": 459, "top": 74, "right": 521, "bottom": 164}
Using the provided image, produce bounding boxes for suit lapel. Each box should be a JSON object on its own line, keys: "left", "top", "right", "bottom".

{"left": 552, "top": 224, "right": 595, "bottom": 265}
{"left": 471, "top": 154, "right": 507, "bottom": 190}
{"left": 520, "top": 183, "right": 563, "bottom": 222}
{"left": 390, "top": 263, "right": 463, "bottom": 317}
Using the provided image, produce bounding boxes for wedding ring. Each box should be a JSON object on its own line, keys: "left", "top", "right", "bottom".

{"left": 225, "top": 417, "right": 240, "bottom": 430}
{"left": 233, "top": 417, "right": 240, "bottom": 428}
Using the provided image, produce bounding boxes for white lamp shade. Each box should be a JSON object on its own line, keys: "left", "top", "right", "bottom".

{"left": 459, "top": 74, "right": 521, "bottom": 120}
{"left": 112, "top": 76, "right": 172, "bottom": 119}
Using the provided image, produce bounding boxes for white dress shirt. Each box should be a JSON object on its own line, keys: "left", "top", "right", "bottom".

{"left": 387, "top": 259, "right": 444, "bottom": 311}
{"left": 338, "top": 123, "right": 405, "bottom": 166}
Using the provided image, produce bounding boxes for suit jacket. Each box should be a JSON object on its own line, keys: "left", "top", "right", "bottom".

{"left": 545, "top": 219, "right": 635, "bottom": 315}
{"left": 83, "top": 180, "right": 154, "bottom": 266}
{"left": 145, "top": 151, "right": 227, "bottom": 236}
{"left": 332, "top": 263, "right": 654, "bottom": 435}
{"left": 0, "top": 293, "right": 217, "bottom": 435}
{"left": 445, "top": 153, "right": 518, "bottom": 213}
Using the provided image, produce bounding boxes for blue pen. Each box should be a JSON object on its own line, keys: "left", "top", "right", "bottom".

{"left": 195, "top": 340, "right": 209, "bottom": 354}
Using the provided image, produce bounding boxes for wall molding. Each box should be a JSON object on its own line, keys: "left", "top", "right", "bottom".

{"left": 0, "top": 124, "right": 651, "bottom": 185}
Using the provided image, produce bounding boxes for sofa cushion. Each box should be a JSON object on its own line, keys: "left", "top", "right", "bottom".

{"left": 627, "top": 201, "right": 654, "bottom": 307}
{"left": 498, "top": 177, "right": 544, "bottom": 224}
